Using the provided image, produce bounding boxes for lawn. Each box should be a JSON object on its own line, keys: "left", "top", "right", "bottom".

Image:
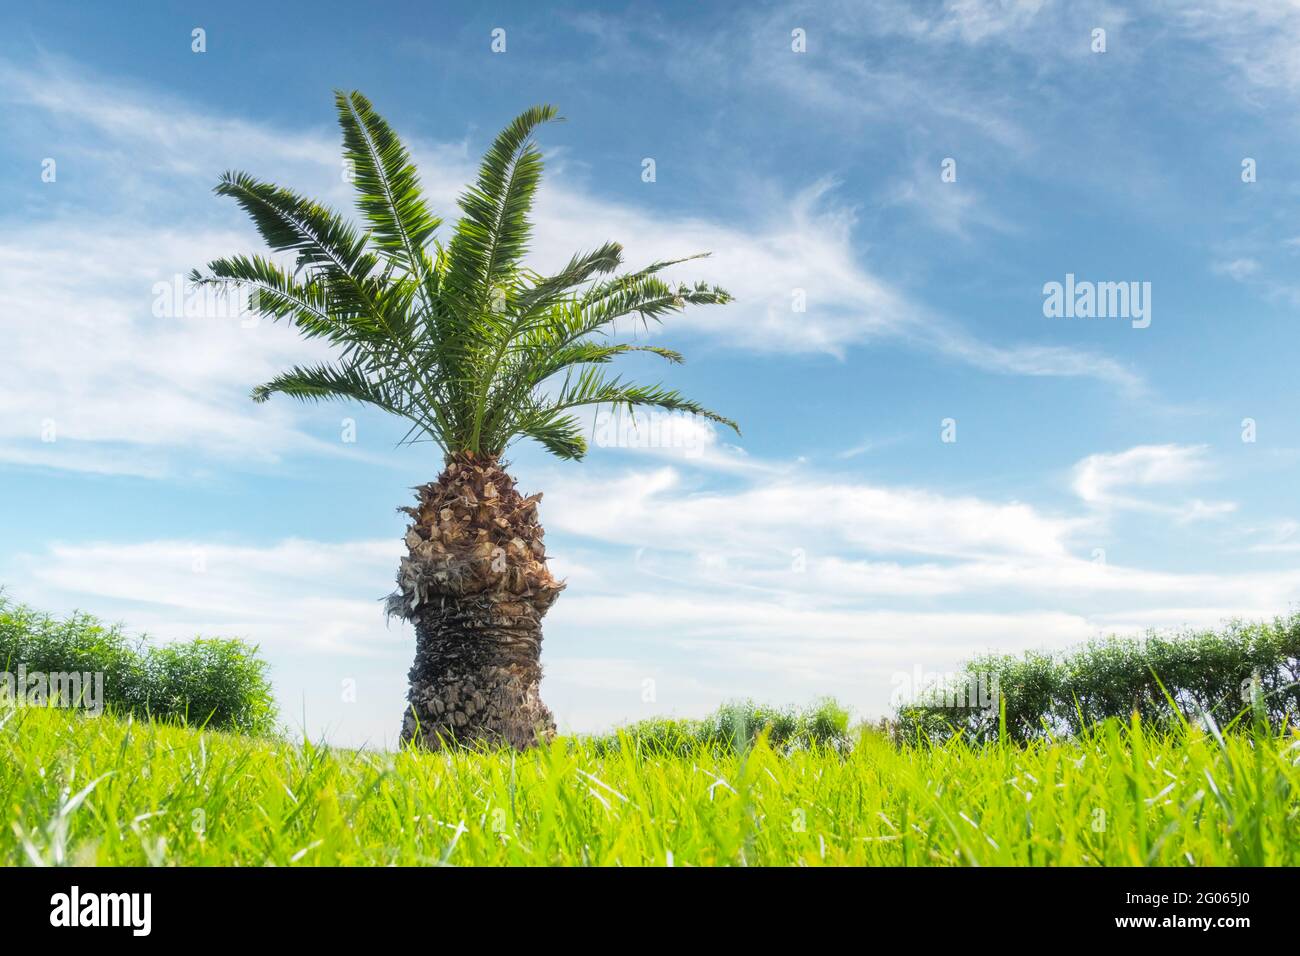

{"left": 3, "top": 705, "right": 1297, "bottom": 866}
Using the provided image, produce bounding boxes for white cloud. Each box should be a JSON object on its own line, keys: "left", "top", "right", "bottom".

{"left": 1164, "top": 0, "right": 1300, "bottom": 98}
{"left": 735, "top": 7, "right": 1036, "bottom": 152}
{"left": 837, "top": 436, "right": 887, "bottom": 460}
{"left": 0, "top": 223, "right": 377, "bottom": 476}
{"left": 928, "top": 331, "right": 1145, "bottom": 393}
{"left": 532, "top": 177, "right": 908, "bottom": 356}
{"left": 928, "top": 0, "right": 1049, "bottom": 45}
{"left": 1072, "top": 443, "right": 1236, "bottom": 520}
{"left": 15, "top": 537, "right": 404, "bottom": 654}
{"left": 543, "top": 465, "right": 1080, "bottom": 562}
{"left": 0, "top": 55, "right": 340, "bottom": 181}
{"left": 537, "top": 457, "right": 1293, "bottom": 614}
{"left": 1245, "top": 519, "right": 1300, "bottom": 554}
{"left": 885, "top": 158, "right": 1015, "bottom": 239}
{"left": 1073, "top": 444, "right": 1212, "bottom": 502}
{"left": 1214, "top": 257, "right": 1262, "bottom": 282}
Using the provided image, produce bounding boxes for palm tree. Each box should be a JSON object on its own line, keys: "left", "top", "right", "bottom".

{"left": 192, "top": 93, "right": 735, "bottom": 750}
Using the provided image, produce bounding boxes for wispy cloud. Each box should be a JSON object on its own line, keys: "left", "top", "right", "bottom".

{"left": 0, "top": 222, "right": 378, "bottom": 477}
{"left": 884, "top": 157, "right": 1016, "bottom": 239}
{"left": 543, "top": 464, "right": 1081, "bottom": 562}
{"left": 1163, "top": 0, "right": 1300, "bottom": 99}
{"left": 1072, "top": 444, "right": 1236, "bottom": 522}
{"left": 1214, "top": 257, "right": 1262, "bottom": 282}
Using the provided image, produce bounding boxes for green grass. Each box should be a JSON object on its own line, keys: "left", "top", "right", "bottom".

{"left": 2, "top": 706, "right": 1298, "bottom": 866}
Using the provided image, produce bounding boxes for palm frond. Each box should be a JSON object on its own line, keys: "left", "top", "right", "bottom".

{"left": 252, "top": 360, "right": 444, "bottom": 443}
{"left": 189, "top": 255, "right": 376, "bottom": 352}
{"left": 335, "top": 90, "right": 441, "bottom": 280}
{"left": 213, "top": 171, "right": 376, "bottom": 280}
{"left": 542, "top": 367, "right": 739, "bottom": 435}
{"left": 509, "top": 409, "right": 588, "bottom": 460}
{"left": 200, "top": 96, "right": 735, "bottom": 463}
{"left": 445, "top": 104, "right": 561, "bottom": 311}
{"left": 513, "top": 241, "right": 623, "bottom": 317}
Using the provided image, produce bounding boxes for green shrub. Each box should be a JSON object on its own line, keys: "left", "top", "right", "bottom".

{"left": 895, "top": 614, "right": 1300, "bottom": 744}
{"left": 588, "top": 697, "right": 853, "bottom": 756}
{"left": 0, "top": 595, "right": 277, "bottom": 735}
{"left": 0, "top": 602, "right": 144, "bottom": 701}
{"left": 139, "top": 639, "right": 277, "bottom": 736}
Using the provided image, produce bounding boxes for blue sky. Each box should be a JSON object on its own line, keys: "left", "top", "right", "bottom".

{"left": 3, "top": 0, "right": 1300, "bottom": 747}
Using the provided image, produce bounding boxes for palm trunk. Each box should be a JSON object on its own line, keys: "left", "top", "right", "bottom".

{"left": 388, "top": 453, "right": 562, "bottom": 750}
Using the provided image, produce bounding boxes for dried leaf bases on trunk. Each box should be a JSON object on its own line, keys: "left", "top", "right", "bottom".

{"left": 387, "top": 454, "right": 562, "bottom": 750}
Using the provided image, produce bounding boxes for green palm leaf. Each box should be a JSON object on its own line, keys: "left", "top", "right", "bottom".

{"left": 195, "top": 95, "right": 734, "bottom": 462}
{"left": 335, "top": 90, "right": 441, "bottom": 280}
{"left": 445, "top": 104, "right": 561, "bottom": 311}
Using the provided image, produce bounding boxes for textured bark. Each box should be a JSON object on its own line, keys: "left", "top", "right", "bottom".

{"left": 388, "top": 453, "right": 562, "bottom": 750}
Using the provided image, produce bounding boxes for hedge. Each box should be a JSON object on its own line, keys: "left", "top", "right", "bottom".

{"left": 0, "top": 597, "right": 277, "bottom": 735}
{"left": 895, "top": 614, "right": 1300, "bottom": 744}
